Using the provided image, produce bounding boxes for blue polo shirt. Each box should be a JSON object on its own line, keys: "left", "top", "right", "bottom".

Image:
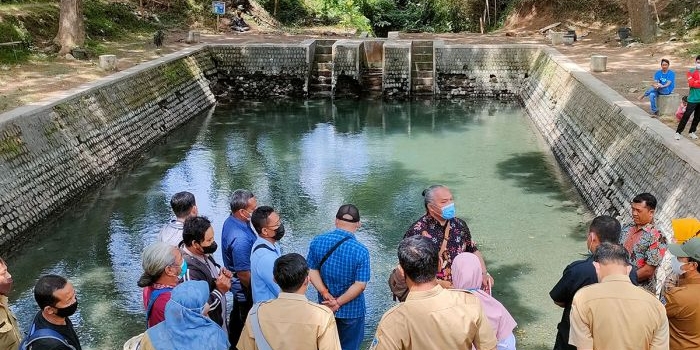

{"left": 307, "top": 228, "right": 370, "bottom": 319}
{"left": 250, "top": 237, "right": 282, "bottom": 303}
{"left": 222, "top": 215, "right": 257, "bottom": 302}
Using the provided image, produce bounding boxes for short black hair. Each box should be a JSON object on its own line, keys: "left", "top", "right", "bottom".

{"left": 632, "top": 193, "right": 657, "bottom": 210}
{"left": 661, "top": 58, "right": 670, "bottom": 65}
{"left": 273, "top": 253, "right": 308, "bottom": 292}
{"left": 593, "top": 242, "right": 629, "bottom": 265}
{"left": 398, "top": 235, "right": 438, "bottom": 284}
{"left": 171, "top": 191, "right": 196, "bottom": 218}
{"left": 696, "top": 55, "right": 700, "bottom": 61}
{"left": 251, "top": 206, "right": 275, "bottom": 235}
{"left": 34, "top": 274, "right": 68, "bottom": 309}
{"left": 590, "top": 215, "right": 621, "bottom": 244}
{"left": 182, "top": 216, "right": 211, "bottom": 247}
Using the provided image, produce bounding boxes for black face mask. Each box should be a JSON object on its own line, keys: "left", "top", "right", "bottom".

{"left": 54, "top": 300, "right": 78, "bottom": 318}
{"left": 272, "top": 223, "right": 285, "bottom": 241}
{"left": 202, "top": 241, "right": 218, "bottom": 255}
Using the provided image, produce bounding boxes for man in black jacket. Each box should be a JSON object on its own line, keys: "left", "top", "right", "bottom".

{"left": 181, "top": 216, "right": 232, "bottom": 330}
{"left": 23, "top": 274, "right": 82, "bottom": 350}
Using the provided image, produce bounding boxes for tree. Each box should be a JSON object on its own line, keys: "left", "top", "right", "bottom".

{"left": 54, "top": 0, "right": 85, "bottom": 55}
{"left": 627, "top": 0, "right": 656, "bottom": 43}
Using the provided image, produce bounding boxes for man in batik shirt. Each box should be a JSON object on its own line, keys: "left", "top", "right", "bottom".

{"left": 405, "top": 185, "right": 493, "bottom": 291}
{"left": 619, "top": 193, "right": 667, "bottom": 295}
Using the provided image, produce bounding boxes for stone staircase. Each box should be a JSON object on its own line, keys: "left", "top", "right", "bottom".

{"left": 309, "top": 40, "right": 335, "bottom": 97}
{"left": 361, "top": 68, "right": 383, "bottom": 94}
{"left": 411, "top": 41, "right": 434, "bottom": 95}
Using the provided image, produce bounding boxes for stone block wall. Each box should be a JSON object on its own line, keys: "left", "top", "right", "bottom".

{"left": 0, "top": 47, "right": 216, "bottom": 253}
{"left": 383, "top": 41, "right": 411, "bottom": 98}
{"left": 332, "top": 40, "right": 362, "bottom": 97}
{"left": 520, "top": 47, "right": 700, "bottom": 234}
{"left": 435, "top": 44, "right": 533, "bottom": 99}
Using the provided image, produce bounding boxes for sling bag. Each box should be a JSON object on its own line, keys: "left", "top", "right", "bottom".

{"left": 145, "top": 287, "right": 173, "bottom": 325}
{"left": 20, "top": 322, "right": 76, "bottom": 350}
{"left": 319, "top": 236, "right": 351, "bottom": 269}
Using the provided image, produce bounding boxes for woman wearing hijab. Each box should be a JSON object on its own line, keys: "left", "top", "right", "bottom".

{"left": 139, "top": 280, "right": 229, "bottom": 350}
{"left": 452, "top": 253, "right": 517, "bottom": 350}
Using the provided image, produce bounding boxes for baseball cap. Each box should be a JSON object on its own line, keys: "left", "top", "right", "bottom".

{"left": 336, "top": 204, "right": 360, "bottom": 223}
{"left": 668, "top": 238, "right": 700, "bottom": 261}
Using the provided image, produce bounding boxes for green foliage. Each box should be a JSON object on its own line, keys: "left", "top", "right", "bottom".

{"left": 687, "top": 11, "right": 700, "bottom": 29}
{"left": 0, "top": 17, "right": 32, "bottom": 63}
{"left": 84, "top": 0, "right": 156, "bottom": 39}
{"left": 257, "top": 0, "right": 310, "bottom": 25}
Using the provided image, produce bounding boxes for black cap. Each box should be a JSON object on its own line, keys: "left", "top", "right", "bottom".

{"left": 336, "top": 204, "right": 360, "bottom": 223}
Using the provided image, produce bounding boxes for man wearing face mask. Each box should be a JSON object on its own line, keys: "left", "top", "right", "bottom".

{"left": 181, "top": 216, "right": 232, "bottom": 330}
{"left": 250, "top": 206, "right": 284, "bottom": 303}
{"left": 137, "top": 242, "right": 187, "bottom": 328}
{"left": 665, "top": 237, "right": 700, "bottom": 349}
{"left": 0, "top": 258, "right": 21, "bottom": 350}
{"left": 23, "top": 274, "right": 82, "bottom": 350}
{"left": 307, "top": 204, "right": 370, "bottom": 350}
{"left": 405, "top": 185, "right": 492, "bottom": 291}
{"left": 221, "top": 189, "right": 257, "bottom": 346}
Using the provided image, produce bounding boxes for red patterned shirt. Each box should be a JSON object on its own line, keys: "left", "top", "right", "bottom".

{"left": 620, "top": 223, "right": 667, "bottom": 294}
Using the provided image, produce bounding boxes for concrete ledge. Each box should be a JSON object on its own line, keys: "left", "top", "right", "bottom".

{"left": 658, "top": 94, "right": 681, "bottom": 116}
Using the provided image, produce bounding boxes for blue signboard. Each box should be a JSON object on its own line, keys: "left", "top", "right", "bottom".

{"left": 212, "top": 1, "right": 225, "bottom": 15}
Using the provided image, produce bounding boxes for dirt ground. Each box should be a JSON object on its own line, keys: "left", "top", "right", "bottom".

{"left": 1, "top": 23, "right": 698, "bottom": 145}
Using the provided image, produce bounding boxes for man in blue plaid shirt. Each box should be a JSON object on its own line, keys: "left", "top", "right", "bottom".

{"left": 307, "top": 204, "right": 371, "bottom": 350}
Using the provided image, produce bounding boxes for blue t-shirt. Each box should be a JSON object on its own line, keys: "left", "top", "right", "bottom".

{"left": 307, "top": 228, "right": 370, "bottom": 319}
{"left": 654, "top": 69, "right": 675, "bottom": 94}
{"left": 250, "top": 237, "right": 282, "bottom": 303}
{"left": 221, "top": 215, "right": 257, "bottom": 302}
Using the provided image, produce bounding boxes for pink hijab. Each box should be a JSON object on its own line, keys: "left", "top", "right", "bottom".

{"left": 452, "top": 253, "right": 517, "bottom": 341}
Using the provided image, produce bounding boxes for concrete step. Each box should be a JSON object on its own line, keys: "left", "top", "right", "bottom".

{"left": 315, "top": 62, "right": 333, "bottom": 71}
{"left": 309, "top": 83, "right": 332, "bottom": 92}
{"left": 412, "top": 77, "right": 434, "bottom": 86}
{"left": 412, "top": 53, "right": 433, "bottom": 63}
{"left": 315, "top": 39, "right": 337, "bottom": 47}
{"left": 412, "top": 40, "right": 434, "bottom": 46}
{"left": 311, "top": 90, "right": 334, "bottom": 98}
{"left": 315, "top": 46, "right": 332, "bottom": 55}
{"left": 412, "top": 85, "right": 434, "bottom": 93}
{"left": 313, "top": 76, "right": 332, "bottom": 84}
{"left": 413, "top": 62, "right": 433, "bottom": 71}
{"left": 312, "top": 69, "right": 332, "bottom": 78}
{"left": 315, "top": 53, "right": 332, "bottom": 62}
{"left": 414, "top": 71, "right": 434, "bottom": 78}
{"left": 412, "top": 46, "right": 433, "bottom": 55}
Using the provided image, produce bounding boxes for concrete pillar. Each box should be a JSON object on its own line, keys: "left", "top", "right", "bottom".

{"left": 658, "top": 94, "right": 681, "bottom": 116}
{"left": 590, "top": 55, "right": 608, "bottom": 72}
{"left": 98, "top": 55, "right": 117, "bottom": 71}
{"left": 186, "top": 31, "right": 200, "bottom": 44}
{"left": 551, "top": 32, "right": 565, "bottom": 45}
{"left": 387, "top": 31, "right": 400, "bottom": 39}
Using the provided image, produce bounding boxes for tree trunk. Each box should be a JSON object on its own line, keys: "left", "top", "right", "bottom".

{"left": 54, "top": 0, "right": 85, "bottom": 55}
{"left": 627, "top": 0, "right": 656, "bottom": 43}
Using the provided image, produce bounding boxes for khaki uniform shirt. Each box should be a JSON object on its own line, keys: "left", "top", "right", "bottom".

{"left": 237, "top": 292, "right": 341, "bottom": 350}
{"left": 369, "top": 284, "right": 497, "bottom": 350}
{"left": 569, "top": 274, "right": 669, "bottom": 350}
{"left": 0, "top": 295, "right": 21, "bottom": 350}
{"left": 665, "top": 277, "right": 700, "bottom": 350}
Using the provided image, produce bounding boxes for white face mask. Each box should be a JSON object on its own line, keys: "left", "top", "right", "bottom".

{"left": 671, "top": 256, "right": 688, "bottom": 275}
{"left": 696, "top": 63, "right": 700, "bottom": 70}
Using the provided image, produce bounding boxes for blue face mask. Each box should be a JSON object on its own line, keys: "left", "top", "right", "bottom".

{"left": 441, "top": 203, "right": 456, "bottom": 220}
{"left": 179, "top": 259, "right": 188, "bottom": 279}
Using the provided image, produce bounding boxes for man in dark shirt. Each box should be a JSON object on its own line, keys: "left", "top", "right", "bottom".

{"left": 550, "top": 215, "right": 637, "bottom": 350}
{"left": 26, "top": 274, "right": 82, "bottom": 350}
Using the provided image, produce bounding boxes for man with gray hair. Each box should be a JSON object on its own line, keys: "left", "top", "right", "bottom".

{"left": 370, "top": 235, "right": 496, "bottom": 350}
{"left": 405, "top": 185, "right": 492, "bottom": 291}
{"left": 222, "top": 189, "right": 257, "bottom": 346}
{"left": 157, "top": 191, "right": 198, "bottom": 246}
{"left": 137, "top": 242, "right": 186, "bottom": 328}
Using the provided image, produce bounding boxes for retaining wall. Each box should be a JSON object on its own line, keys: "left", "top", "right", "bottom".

{"left": 1, "top": 41, "right": 698, "bottom": 255}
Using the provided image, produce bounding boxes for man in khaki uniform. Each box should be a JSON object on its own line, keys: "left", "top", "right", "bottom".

{"left": 569, "top": 242, "right": 668, "bottom": 350}
{"left": 237, "top": 253, "right": 341, "bottom": 350}
{"left": 665, "top": 237, "right": 700, "bottom": 350}
{"left": 0, "top": 258, "right": 21, "bottom": 350}
{"left": 370, "top": 236, "right": 497, "bottom": 350}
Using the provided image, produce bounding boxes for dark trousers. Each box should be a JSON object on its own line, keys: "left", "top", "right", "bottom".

{"left": 677, "top": 101, "right": 700, "bottom": 134}
{"left": 228, "top": 298, "right": 253, "bottom": 349}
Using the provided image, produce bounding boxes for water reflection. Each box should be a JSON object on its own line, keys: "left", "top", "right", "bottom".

{"left": 7, "top": 99, "right": 586, "bottom": 349}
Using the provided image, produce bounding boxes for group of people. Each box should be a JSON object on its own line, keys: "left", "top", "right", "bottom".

{"left": 638, "top": 55, "right": 700, "bottom": 141}
{"left": 1, "top": 186, "right": 698, "bottom": 350}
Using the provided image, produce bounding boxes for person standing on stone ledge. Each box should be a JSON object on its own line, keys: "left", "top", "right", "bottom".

{"left": 675, "top": 55, "right": 700, "bottom": 140}
{"left": 638, "top": 58, "right": 675, "bottom": 116}
{"left": 619, "top": 192, "right": 667, "bottom": 295}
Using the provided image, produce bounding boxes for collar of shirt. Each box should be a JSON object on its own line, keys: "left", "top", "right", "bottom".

{"left": 167, "top": 219, "right": 184, "bottom": 229}
{"left": 0, "top": 295, "right": 7, "bottom": 307}
{"left": 406, "top": 284, "right": 443, "bottom": 300}
{"left": 333, "top": 228, "right": 357, "bottom": 238}
{"left": 254, "top": 236, "right": 281, "bottom": 252}
{"left": 277, "top": 292, "right": 308, "bottom": 301}
{"left": 182, "top": 246, "right": 210, "bottom": 264}
{"left": 629, "top": 222, "right": 657, "bottom": 234}
{"left": 600, "top": 274, "right": 631, "bottom": 284}
{"left": 679, "top": 277, "right": 700, "bottom": 286}
{"left": 229, "top": 215, "right": 253, "bottom": 232}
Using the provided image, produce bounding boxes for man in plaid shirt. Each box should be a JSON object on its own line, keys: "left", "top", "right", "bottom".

{"left": 307, "top": 204, "right": 371, "bottom": 350}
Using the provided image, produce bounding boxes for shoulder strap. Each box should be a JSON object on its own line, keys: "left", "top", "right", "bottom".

{"left": 22, "top": 325, "right": 75, "bottom": 350}
{"left": 146, "top": 287, "right": 173, "bottom": 324}
{"left": 249, "top": 303, "right": 273, "bottom": 350}
{"left": 253, "top": 244, "right": 276, "bottom": 254}
{"left": 319, "top": 236, "right": 352, "bottom": 269}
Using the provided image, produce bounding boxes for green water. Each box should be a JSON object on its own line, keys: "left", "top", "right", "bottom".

{"left": 7, "top": 99, "right": 589, "bottom": 350}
